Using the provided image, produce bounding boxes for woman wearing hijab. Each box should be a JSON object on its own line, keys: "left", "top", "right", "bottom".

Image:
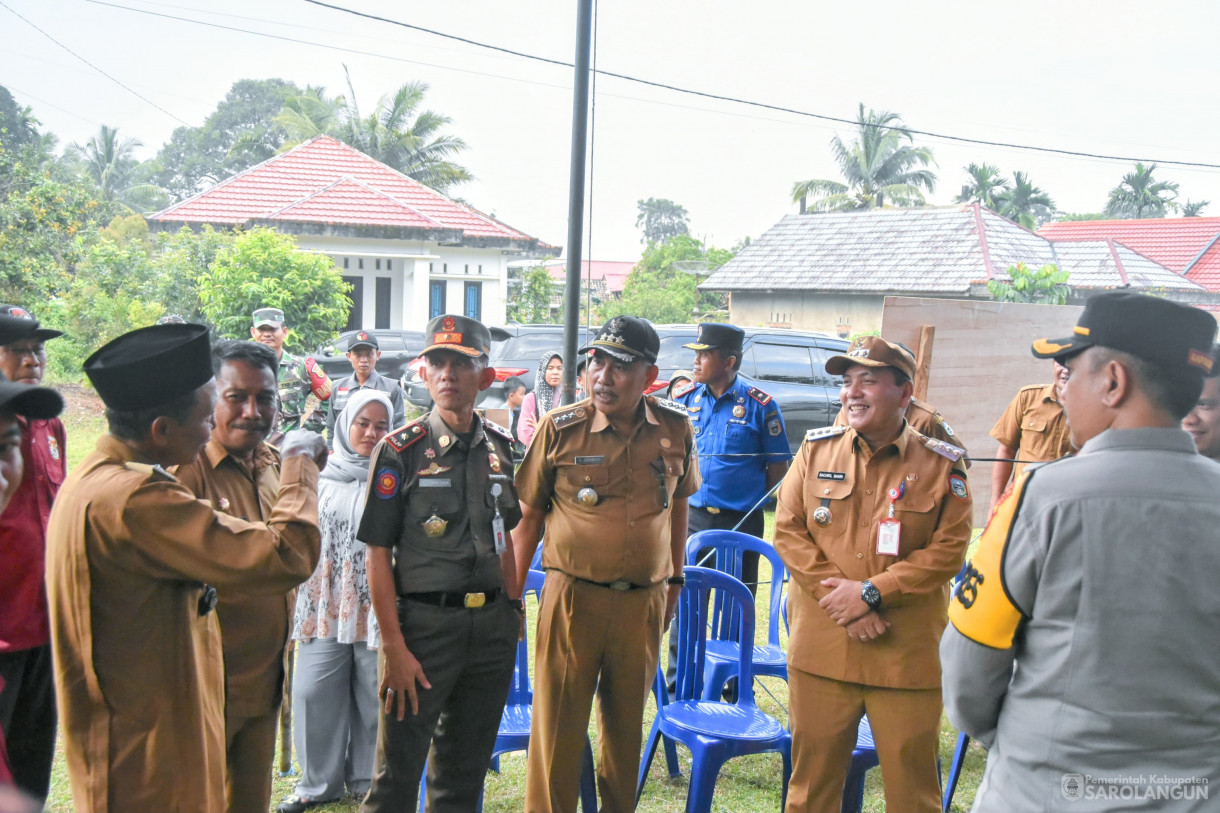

{"left": 516, "top": 351, "right": 564, "bottom": 448}
{"left": 277, "top": 390, "right": 393, "bottom": 813}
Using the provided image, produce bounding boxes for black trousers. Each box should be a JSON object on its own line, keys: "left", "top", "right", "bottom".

{"left": 666, "top": 505, "right": 766, "bottom": 688}
{"left": 0, "top": 644, "right": 57, "bottom": 800}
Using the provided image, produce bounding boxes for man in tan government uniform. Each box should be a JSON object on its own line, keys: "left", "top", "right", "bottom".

{"left": 513, "top": 316, "right": 700, "bottom": 813}
{"left": 44, "top": 323, "right": 328, "bottom": 813}
{"left": 175, "top": 339, "right": 294, "bottom": 813}
{"left": 836, "top": 395, "right": 969, "bottom": 461}
{"left": 988, "top": 361, "right": 1073, "bottom": 511}
{"left": 774, "top": 336, "right": 972, "bottom": 813}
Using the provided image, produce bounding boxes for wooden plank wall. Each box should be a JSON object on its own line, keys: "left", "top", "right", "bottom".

{"left": 881, "top": 297, "right": 1084, "bottom": 527}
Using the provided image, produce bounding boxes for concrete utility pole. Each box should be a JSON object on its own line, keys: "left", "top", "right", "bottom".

{"left": 560, "top": 0, "right": 594, "bottom": 407}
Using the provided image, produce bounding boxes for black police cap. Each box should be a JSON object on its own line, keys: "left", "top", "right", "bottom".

{"left": 578, "top": 316, "right": 659, "bottom": 365}
{"left": 85, "top": 323, "right": 214, "bottom": 411}
{"left": 0, "top": 306, "right": 63, "bottom": 342}
{"left": 684, "top": 323, "right": 744, "bottom": 354}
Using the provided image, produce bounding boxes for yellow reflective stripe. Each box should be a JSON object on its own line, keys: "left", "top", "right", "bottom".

{"left": 1073, "top": 326, "right": 1090, "bottom": 336}
{"left": 949, "top": 472, "right": 1030, "bottom": 649}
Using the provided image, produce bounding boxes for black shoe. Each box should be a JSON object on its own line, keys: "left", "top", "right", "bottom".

{"left": 277, "top": 795, "right": 334, "bottom": 813}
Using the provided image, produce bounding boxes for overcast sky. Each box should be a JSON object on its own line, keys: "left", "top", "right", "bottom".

{"left": 4, "top": 0, "right": 1220, "bottom": 262}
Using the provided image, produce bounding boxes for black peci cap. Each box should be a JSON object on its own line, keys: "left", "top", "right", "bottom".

{"left": 0, "top": 373, "right": 63, "bottom": 420}
{"left": 684, "top": 323, "right": 744, "bottom": 353}
{"left": 0, "top": 305, "right": 63, "bottom": 342}
{"left": 84, "top": 323, "right": 214, "bottom": 410}
{"left": 1032, "top": 291, "right": 1217, "bottom": 375}
{"left": 578, "top": 316, "right": 659, "bottom": 364}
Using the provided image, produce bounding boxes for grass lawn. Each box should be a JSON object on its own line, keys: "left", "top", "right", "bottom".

{"left": 44, "top": 391, "right": 988, "bottom": 812}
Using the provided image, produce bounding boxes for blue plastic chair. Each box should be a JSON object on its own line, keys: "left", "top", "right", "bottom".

{"left": 419, "top": 570, "right": 597, "bottom": 812}
{"left": 941, "top": 732, "right": 971, "bottom": 811}
{"left": 685, "top": 529, "right": 789, "bottom": 700}
{"left": 840, "top": 716, "right": 881, "bottom": 813}
{"left": 637, "top": 567, "right": 792, "bottom": 812}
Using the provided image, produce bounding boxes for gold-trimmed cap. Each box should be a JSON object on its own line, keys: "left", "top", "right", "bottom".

{"left": 825, "top": 336, "right": 916, "bottom": 379}
{"left": 1031, "top": 291, "right": 1216, "bottom": 374}
{"left": 578, "top": 316, "right": 659, "bottom": 364}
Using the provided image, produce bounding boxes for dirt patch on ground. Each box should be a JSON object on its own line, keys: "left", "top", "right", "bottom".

{"left": 57, "top": 381, "right": 105, "bottom": 420}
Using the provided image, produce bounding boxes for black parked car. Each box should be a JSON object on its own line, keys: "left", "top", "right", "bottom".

{"left": 314, "top": 329, "right": 426, "bottom": 382}
{"left": 475, "top": 324, "right": 592, "bottom": 410}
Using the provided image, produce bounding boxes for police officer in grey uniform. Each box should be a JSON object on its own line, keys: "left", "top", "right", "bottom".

{"left": 358, "top": 314, "right": 522, "bottom": 813}
{"left": 941, "top": 292, "right": 1220, "bottom": 812}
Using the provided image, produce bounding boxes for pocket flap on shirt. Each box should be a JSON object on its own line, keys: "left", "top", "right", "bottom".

{"left": 563, "top": 465, "right": 609, "bottom": 487}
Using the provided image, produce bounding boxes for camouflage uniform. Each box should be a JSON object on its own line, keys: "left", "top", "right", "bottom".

{"left": 272, "top": 351, "right": 327, "bottom": 446}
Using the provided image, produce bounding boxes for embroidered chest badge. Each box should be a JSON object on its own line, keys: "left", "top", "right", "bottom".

{"left": 47, "top": 435, "right": 60, "bottom": 460}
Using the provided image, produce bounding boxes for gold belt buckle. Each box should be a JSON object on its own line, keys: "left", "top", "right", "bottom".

{"left": 706, "top": 506, "right": 720, "bottom": 515}
{"left": 464, "top": 592, "right": 486, "bottom": 608}
{"left": 608, "top": 580, "right": 632, "bottom": 591}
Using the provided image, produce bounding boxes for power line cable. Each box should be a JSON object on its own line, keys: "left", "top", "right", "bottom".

{"left": 302, "top": 0, "right": 1220, "bottom": 172}
{"left": 0, "top": 0, "right": 188, "bottom": 125}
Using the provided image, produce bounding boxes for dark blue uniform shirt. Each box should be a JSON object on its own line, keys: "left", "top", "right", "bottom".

{"left": 675, "top": 376, "right": 791, "bottom": 512}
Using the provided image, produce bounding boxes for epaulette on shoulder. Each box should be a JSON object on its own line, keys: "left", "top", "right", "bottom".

{"left": 385, "top": 420, "right": 427, "bottom": 452}
{"left": 124, "top": 461, "right": 177, "bottom": 482}
{"left": 747, "top": 386, "right": 772, "bottom": 406}
{"left": 921, "top": 435, "right": 966, "bottom": 462}
{"left": 671, "top": 380, "right": 695, "bottom": 399}
{"left": 479, "top": 412, "right": 513, "bottom": 441}
{"left": 805, "top": 425, "right": 848, "bottom": 443}
{"left": 552, "top": 404, "right": 591, "bottom": 429}
{"left": 652, "top": 397, "right": 688, "bottom": 416}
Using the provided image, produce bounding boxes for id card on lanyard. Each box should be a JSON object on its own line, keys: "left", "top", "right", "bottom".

{"left": 491, "top": 483, "right": 507, "bottom": 554}
{"left": 877, "top": 484, "right": 903, "bottom": 556}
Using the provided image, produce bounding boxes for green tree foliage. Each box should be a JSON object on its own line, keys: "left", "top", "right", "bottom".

{"left": 1056, "top": 212, "right": 1107, "bottom": 222}
{"left": 792, "top": 104, "right": 936, "bottom": 212}
{"left": 987, "top": 262, "right": 1071, "bottom": 305}
{"left": 277, "top": 69, "right": 471, "bottom": 195}
{"left": 635, "top": 198, "right": 690, "bottom": 245}
{"left": 994, "top": 171, "right": 1056, "bottom": 229}
{"left": 606, "top": 235, "right": 733, "bottom": 324}
{"left": 0, "top": 85, "right": 54, "bottom": 157}
{"left": 1181, "top": 199, "right": 1209, "bottom": 217}
{"left": 64, "top": 125, "right": 169, "bottom": 213}
{"left": 198, "top": 227, "right": 350, "bottom": 352}
{"left": 1105, "top": 163, "right": 1179, "bottom": 219}
{"left": 954, "top": 162, "right": 1009, "bottom": 209}
{"left": 151, "top": 78, "right": 302, "bottom": 201}
{"left": 508, "top": 263, "right": 558, "bottom": 323}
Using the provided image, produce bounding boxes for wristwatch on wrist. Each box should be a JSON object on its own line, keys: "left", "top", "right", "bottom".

{"left": 861, "top": 580, "right": 882, "bottom": 610}
{"left": 666, "top": 576, "right": 685, "bottom": 586}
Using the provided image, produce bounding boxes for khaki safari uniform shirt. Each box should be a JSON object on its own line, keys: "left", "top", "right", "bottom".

{"left": 774, "top": 423, "right": 972, "bottom": 690}
{"left": 45, "top": 435, "right": 321, "bottom": 813}
{"left": 175, "top": 438, "right": 293, "bottom": 718}
{"left": 359, "top": 410, "right": 521, "bottom": 593}
{"left": 515, "top": 396, "right": 700, "bottom": 586}
{"left": 989, "top": 383, "right": 1072, "bottom": 477}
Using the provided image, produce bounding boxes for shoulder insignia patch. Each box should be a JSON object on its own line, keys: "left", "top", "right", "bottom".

{"left": 652, "top": 397, "right": 688, "bottom": 416}
{"left": 671, "top": 380, "right": 696, "bottom": 399}
{"left": 385, "top": 420, "right": 427, "bottom": 452}
{"left": 552, "top": 405, "right": 591, "bottom": 429}
{"left": 805, "top": 425, "right": 848, "bottom": 443}
{"left": 922, "top": 435, "right": 966, "bottom": 462}
{"left": 125, "top": 461, "right": 177, "bottom": 482}
{"left": 747, "top": 386, "right": 772, "bottom": 406}
{"left": 480, "top": 413, "right": 513, "bottom": 441}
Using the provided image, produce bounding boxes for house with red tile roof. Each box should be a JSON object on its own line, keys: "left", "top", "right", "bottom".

{"left": 1039, "top": 217, "right": 1220, "bottom": 293}
{"left": 149, "top": 135, "right": 556, "bottom": 331}
{"left": 701, "top": 204, "right": 1219, "bottom": 334}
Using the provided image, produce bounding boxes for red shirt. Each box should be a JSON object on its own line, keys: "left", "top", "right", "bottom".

{"left": 0, "top": 416, "right": 66, "bottom": 653}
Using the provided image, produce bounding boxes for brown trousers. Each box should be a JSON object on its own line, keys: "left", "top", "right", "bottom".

{"left": 225, "top": 710, "right": 279, "bottom": 813}
{"left": 786, "top": 669, "right": 942, "bottom": 813}
{"left": 525, "top": 573, "right": 666, "bottom": 813}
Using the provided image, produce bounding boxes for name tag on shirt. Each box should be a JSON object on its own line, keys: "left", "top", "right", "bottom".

{"left": 575, "top": 456, "right": 605, "bottom": 465}
{"left": 817, "top": 471, "right": 846, "bottom": 481}
{"left": 419, "top": 478, "right": 451, "bottom": 488}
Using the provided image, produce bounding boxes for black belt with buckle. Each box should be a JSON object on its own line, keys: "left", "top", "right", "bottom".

{"left": 403, "top": 589, "right": 501, "bottom": 609}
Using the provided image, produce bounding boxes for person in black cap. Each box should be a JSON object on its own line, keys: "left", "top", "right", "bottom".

{"left": 321, "top": 330, "right": 405, "bottom": 444}
{"left": 0, "top": 307, "right": 66, "bottom": 803}
{"left": 356, "top": 314, "right": 523, "bottom": 813}
{"left": 44, "top": 323, "right": 329, "bottom": 813}
{"left": 941, "top": 291, "right": 1220, "bottom": 811}
{"left": 250, "top": 306, "right": 333, "bottom": 445}
{"left": 513, "top": 315, "right": 700, "bottom": 813}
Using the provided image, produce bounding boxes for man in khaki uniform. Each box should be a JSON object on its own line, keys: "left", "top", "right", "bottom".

{"left": 513, "top": 316, "right": 700, "bottom": 813}
{"left": 175, "top": 339, "right": 292, "bottom": 813}
{"left": 44, "top": 323, "right": 328, "bottom": 813}
{"left": 988, "top": 362, "right": 1073, "bottom": 510}
{"left": 774, "top": 336, "right": 972, "bottom": 813}
{"left": 1182, "top": 344, "right": 1220, "bottom": 462}
{"left": 358, "top": 314, "right": 522, "bottom": 813}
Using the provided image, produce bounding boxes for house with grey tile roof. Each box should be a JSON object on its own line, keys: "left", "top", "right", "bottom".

{"left": 700, "top": 204, "right": 1216, "bottom": 335}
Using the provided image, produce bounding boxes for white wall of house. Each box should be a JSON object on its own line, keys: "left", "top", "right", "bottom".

{"left": 729, "top": 292, "right": 887, "bottom": 337}
{"left": 297, "top": 235, "right": 510, "bottom": 331}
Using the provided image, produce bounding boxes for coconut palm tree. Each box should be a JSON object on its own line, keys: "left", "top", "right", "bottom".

{"left": 277, "top": 69, "right": 472, "bottom": 195}
{"left": 791, "top": 104, "right": 936, "bottom": 213}
{"left": 953, "top": 162, "right": 1009, "bottom": 209}
{"left": 994, "top": 171, "right": 1056, "bottom": 229}
{"left": 1182, "top": 199, "right": 1210, "bottom": 217}
{"left": 66, "top": 125, "right": 167, "bottom": 212}
{"left": 1104, "top": 163, "right": 1179, "bottom": 219}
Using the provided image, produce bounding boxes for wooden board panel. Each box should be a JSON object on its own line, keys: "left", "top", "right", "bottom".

{"left": 882, "top": 297, "right": 1084, "bottom": 526}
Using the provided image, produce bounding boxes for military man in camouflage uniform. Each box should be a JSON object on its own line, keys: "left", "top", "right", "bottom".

{"left": 251, "top": 308, "right": 333, "bottom": 446}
